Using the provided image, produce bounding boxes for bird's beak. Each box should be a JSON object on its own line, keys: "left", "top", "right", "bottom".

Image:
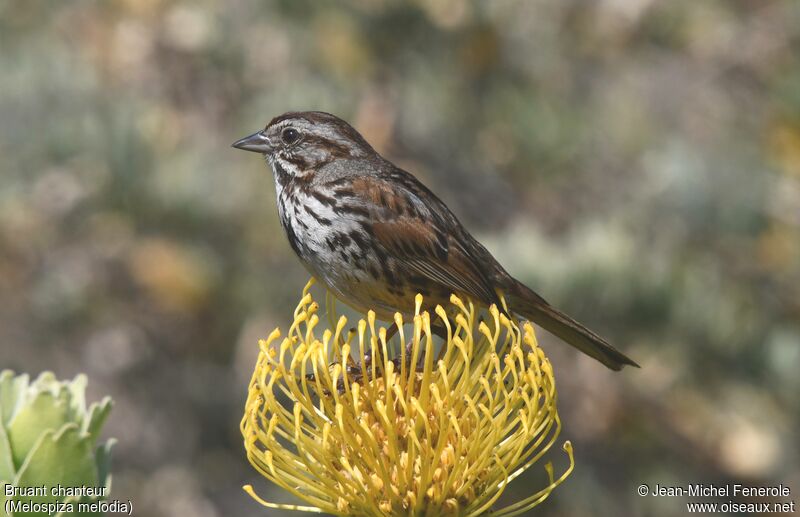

{"left": 232, "top": 131, "right": 273, "bottom": 153}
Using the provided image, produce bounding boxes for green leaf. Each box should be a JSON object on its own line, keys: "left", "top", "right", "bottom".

{"left": 30, "top": 372, "right": 58, "bottom": 395}
{"left": 12, "top": 424, "right": 99, "bottom": 506}
{"left": 0, "top": 490, "right": 8, "bottom": 517}
{"left": 0, "top": 421, "right": 15, "bottom": 481}
{"left": 0, "top": 372, "right": 113, "bottom": 517}
{"left": 6, "top": 390, "right": 70, "bottom": 469}
{"left": 65, "top": 375, "right": 88, "bottom": 422}
{"left": 82, "top": 397, "right": 113, "bottom": 446}
{"left": 0, "top": 370, "right": 28, "bottom": 426}
{"left": 94, "top": 438, "right": 115, "bottom": 491}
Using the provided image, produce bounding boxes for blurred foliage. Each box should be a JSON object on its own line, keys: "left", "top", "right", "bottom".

{"left": 0, "top": 0, "right": 798, "bottom": 515}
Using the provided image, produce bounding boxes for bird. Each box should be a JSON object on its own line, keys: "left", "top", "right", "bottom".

{"left": 233, "top": 111, "right": 638, "bottom": 370}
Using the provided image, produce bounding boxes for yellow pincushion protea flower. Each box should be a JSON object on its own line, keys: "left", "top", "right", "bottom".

{"left": 241, "top": 279, "right": 574, "bottom": 516}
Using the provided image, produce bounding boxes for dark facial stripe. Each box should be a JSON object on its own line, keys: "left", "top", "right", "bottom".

{"left": 273, "top": 161, "right": 292, "bottom": 185}
{"left": 285, "top": 154, "right": 309, "bottom": 169}
{"left": 306, "top": 135, "right": 352, "bottom": 158}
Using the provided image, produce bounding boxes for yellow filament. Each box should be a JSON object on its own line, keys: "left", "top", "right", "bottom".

{"left": 240, "top": 280, "right": 573, "bottom": 516}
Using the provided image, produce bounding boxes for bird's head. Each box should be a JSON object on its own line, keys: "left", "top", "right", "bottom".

{"left": 232, "top": 111, "right": 375, "bottom": 176}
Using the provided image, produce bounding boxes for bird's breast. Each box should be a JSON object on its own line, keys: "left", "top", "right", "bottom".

{"left": 274, "top": 185, "right": 430, "bottom": 319}
{"left": 276, "top": 188, "right": 373, "bottom": 286}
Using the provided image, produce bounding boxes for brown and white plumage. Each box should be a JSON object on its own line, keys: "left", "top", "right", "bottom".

{"left": 233, "top": 111, "right": 638, "bottom": 370}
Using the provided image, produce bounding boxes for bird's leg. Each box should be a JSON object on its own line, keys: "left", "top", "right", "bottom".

{"left": 391, "top": 339, "right": 418, "bottom": 373}
{"left": 305, "top": 326, "right": 361, "bottom": 386}
{"left": 352, "top": 321, "right": 400, "bottom": 381}
{"left": 347, "top": 321, "right": 396, "bottom": 374}
{"left": 430, "top": 322, "right": 449, "bottom": 340}
{"left": 306, "top": 323, "right": 399, "bottom": 393}
{"left": 336, "top": 322, "right": 403, "bottom": 390}
{"left": 385, "top": 321, "right": 400, "bottom": 341}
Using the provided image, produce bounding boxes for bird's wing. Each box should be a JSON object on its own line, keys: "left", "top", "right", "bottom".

{"left": 333, "top": 171, "right": 502, "bottom": 308}
{"left": 373, "top": 218, "right": 499, "bottom": 304}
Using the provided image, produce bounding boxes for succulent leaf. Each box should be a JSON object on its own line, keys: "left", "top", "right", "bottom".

{"left": 0, "top": 422, "right": 14, "bottom": 481}
{"left": 95, "top": 438, "right": 116, "bottom": 490}
{"left": 63, "top": 374, "right": 88, "bottom": 423}
{"left": 6, "top": 387, "right": 74, "bottom": 470}
{"left": 0, "top": 370, "right": 114, "bottom": 514}
{"left": 82, "top": 397, "right": 113, "bottom": 445}
{"left": 0, "top": 370, "right": 28, "bottom": 426}
{"left": 12, "top": 424, "right": 99, "bottom": 502}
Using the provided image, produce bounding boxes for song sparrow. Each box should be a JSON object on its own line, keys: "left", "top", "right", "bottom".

{"left": 233, "top": 111, "right": 637, "bottom": 370}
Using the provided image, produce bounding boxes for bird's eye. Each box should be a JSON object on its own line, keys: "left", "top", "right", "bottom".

{"left": 281, "top": 127, "right": 300, "bottom": 144}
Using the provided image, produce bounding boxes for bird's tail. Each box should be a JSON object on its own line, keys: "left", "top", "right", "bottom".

{"left": 506, "top": 281, "right": 639, "bottom": 371}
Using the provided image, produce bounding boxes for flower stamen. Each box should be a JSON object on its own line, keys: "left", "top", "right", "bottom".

{"left": 241, "top": 279, "right": 574, "bottom": 515}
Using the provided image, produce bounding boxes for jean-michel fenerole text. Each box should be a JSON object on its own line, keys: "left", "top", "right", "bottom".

{"left": 651, "top": 483, "right": 791, "bottom": 498}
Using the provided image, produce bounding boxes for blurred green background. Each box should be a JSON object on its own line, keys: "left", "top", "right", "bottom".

{"left": 1, "top": 0, "right": 799, "bottom": 515}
